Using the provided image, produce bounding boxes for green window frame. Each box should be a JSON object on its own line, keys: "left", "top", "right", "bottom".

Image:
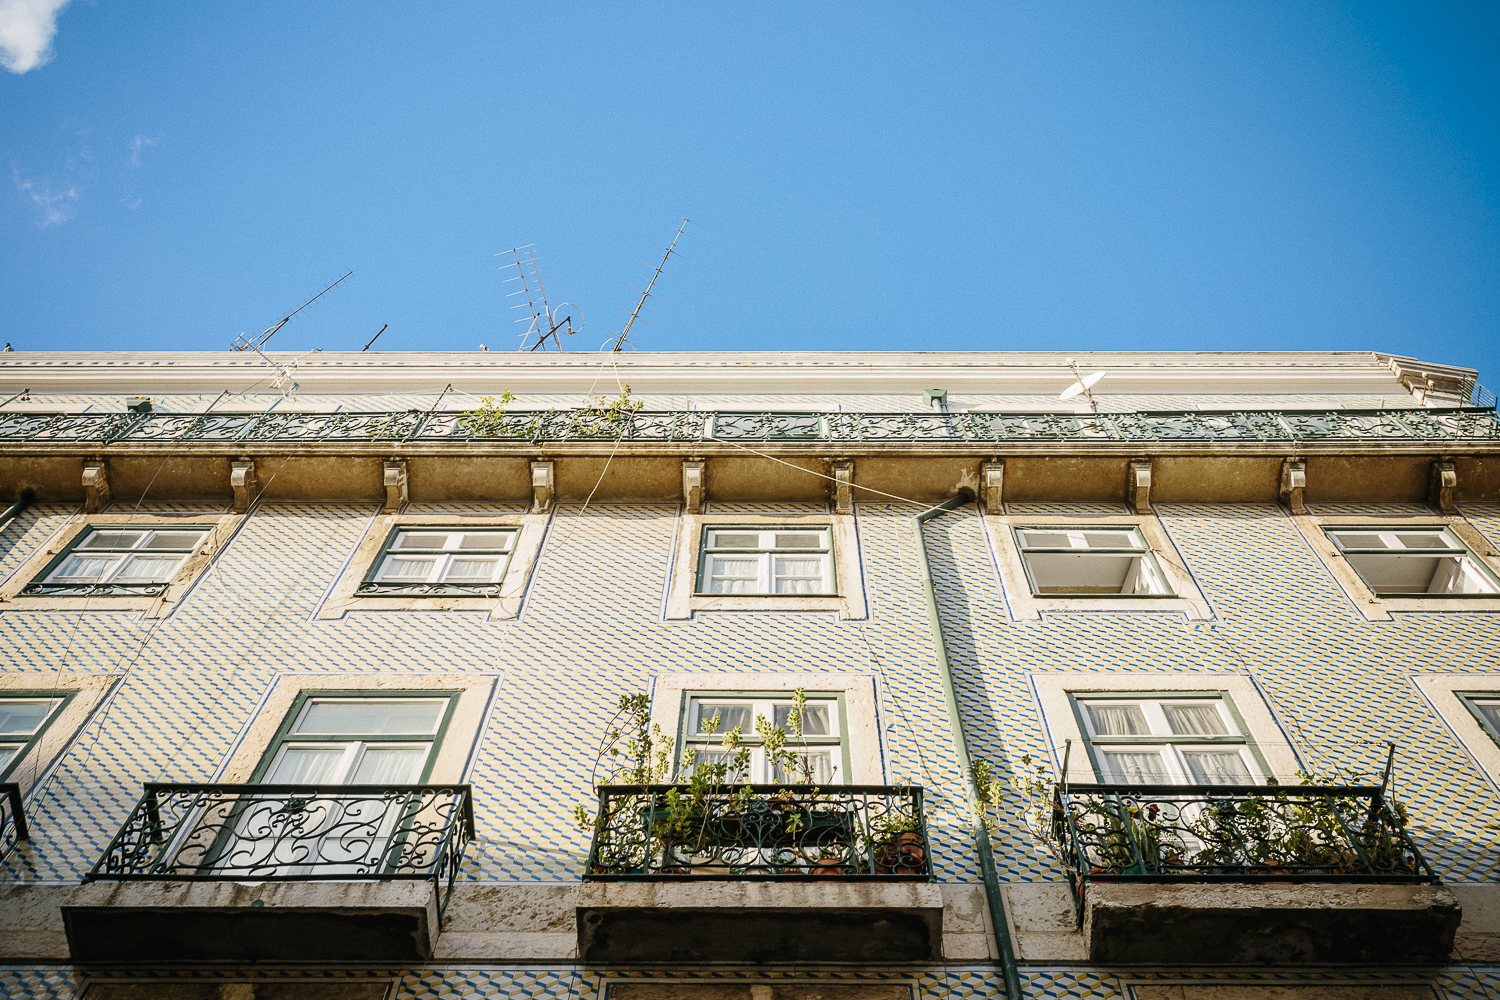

{"left": 1068, "top": 691, "right": 1270, "bottom": 786}
{"left": 250, "top": 690, "right": 462, "bottom": 786}
{"left": 694, "top": 526, "right": 836, "bottom": 596}
{"left": 1013, "top": 525, "right": 1174, "bottom": 597}
{"left": 1458, "top": 693, "right": 1500, "bottom": 749}
{"left": 1323, "top": 526, "right": 1500, "bottom": 597}
{"left": 674, "top": 690, "right": 851, "bottom": 785}
{"left": 358, "top": 525, "right": 520, "bottom": 597}
{"left": 0, "top": 690, "right": 77, "bottom": 782}
{"left": 23, "top": 525, "right": 212, "bottom": 597}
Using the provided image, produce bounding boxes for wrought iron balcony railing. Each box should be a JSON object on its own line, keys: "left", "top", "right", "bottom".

{"left": 85, "top": 784, "right": 474, "bottom": 917}
{"left": 582, "top": 783, "right": 933, "bottom": 881}
{"left": 1, "top": 783, "right": 28, "bottom": 864}
{"left": 0, "top": 407, "right": 1496, "bottom": 446}
{"left": 1055, "top": 783, "right": 1438, "bottom": 923}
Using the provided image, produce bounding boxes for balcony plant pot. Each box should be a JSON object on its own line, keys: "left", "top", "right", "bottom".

{"left": 874, "top": 831, "right": 926, "bottom": 875}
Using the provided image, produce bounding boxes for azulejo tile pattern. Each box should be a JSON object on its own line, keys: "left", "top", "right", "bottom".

{"left": 4, "top": 479, "right": 1500, "bottom": 992}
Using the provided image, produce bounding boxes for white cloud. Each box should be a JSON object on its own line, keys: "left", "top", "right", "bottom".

{"left": 13, "top": 168, "right": 79, "bottom": 226}
{"left": 0, "top": 0, "right": 71, "bottom": 74}
{"left": 127, "top": 135, "right": 158, "bottom": 169}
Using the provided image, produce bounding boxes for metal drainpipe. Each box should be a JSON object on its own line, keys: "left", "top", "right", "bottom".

{"left": 0, "top": 488, "right": 35, "bottom": 532}
{"left": 912, "top": 492, "right": 1024, "bottom": 1000}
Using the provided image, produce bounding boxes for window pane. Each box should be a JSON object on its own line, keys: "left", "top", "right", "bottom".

{"left": 78, "top": 531, "right": 146, "bottom": 549}
{"left": 1080, "top": 531, "right": 1140, "bottom": 549}
{"left": 1394, "top": 531, "right": 1457, "bottom": 549}
{"left": 773, "top": 704, "right": 830, "bottom": 736}
{"left": 394, "top": 532, "right": 452, "bottom": 550}
{"left": 1100, "top": 750, "right": 1169, "bottom": 784}
{"left": 457, "top": 532, "right": 513, "bottom": 550}
{"left": 441, "top": 557, "right": 499, "bottom": 582}
{"left": 49, "top": 553, "right": 119, "bottom": 582}
{"left": 709, "top": 532, "right": 759, "bottom": 549}
{"left": 1163, "top": 704, "right": 1228, "bottom": 736}
{"left": 1181, "top": 750, "right": 1253, "bottom": 785}
{"left": 351, "top": 746, "right": 427, "bottom": 784}
{"left": 774, "top": 751, "right": 835, "bottom": 784}
{"left": 378, "top": 556, "right": 437, "bottom": 581}
{"left": 774, "top": 556, "right": 826, "bottom": 594}
{"left": 774, "top": 532, "right": 823, "bottom": 548}
{"left": 295, "top": 699, "right": 445, "bottom": 735}
{"left": 1084, "top": 704, "right": 1150, "bottom": 735}
{"left": 0, "top": 746, "right": 17, "bottom": 771}
{"left": 143, "top": 530, "right": 208, "bottom": 550}
{"left": 1475, "top": 702, "right": 1500, "bottom": 735}
{"left": 1019, "top": 531, "right": 1073, "bottom": 548}
{"left": 690, "top": 749, "right": 747, "bottom": 782}
{"left": 0, "top": 701, "right": 56, "bottom": 735}
{"left": 1347, "top": 553, "right": 1497, "bottom": 595}
{"left": 707, "top": 556, "right": 759, "bottom": 593}
{"left": 693, "top": 703, "right": 753, "bottom": 734}
{"left": 268, "top": 746, "right": 347, "bottom": 783}
{"left": 113, "top": 554, "right": 184, "bottom": 582}
{"left": 1026, "top": 553, "right": 1141, "bottom": 594}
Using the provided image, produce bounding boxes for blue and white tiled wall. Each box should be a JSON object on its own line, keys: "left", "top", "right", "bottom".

{"left": 2, "top": 493, "right": 1498, "bottom": 997}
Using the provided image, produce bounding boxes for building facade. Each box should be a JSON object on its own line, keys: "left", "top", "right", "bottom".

{"left": 0, "top": 349, "right": 1498, "bottom": 999}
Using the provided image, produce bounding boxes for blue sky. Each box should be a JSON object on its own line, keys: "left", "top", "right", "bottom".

{"left": 2, "top": 2, "right": 1497, "bottom": 387}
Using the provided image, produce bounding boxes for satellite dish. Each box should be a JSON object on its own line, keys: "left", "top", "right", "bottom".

{"left": 1059, "top": 370, "right": 1106, "bottom": 400}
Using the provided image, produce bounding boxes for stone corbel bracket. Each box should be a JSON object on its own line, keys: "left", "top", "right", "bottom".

{"left": 1279, "top": 459, "right": 1307, "bottom": 515}
{"left": 531, "top": 461, "right": 555, "bottom": 514}
{"left": 383, "top": 461, "right": 409, "bottom": 514}
{"left": 980, "top": 460, "right": 1003, "bottom": 514}
{"left": 682, "top": 460, "right": 705, "bottom": 514}
{"left": 82, "top": 462, "right": 111, "bottom": 513}
{"left": 230, "top": 460, "right": 258, "bottom": 514}
{"left": 831, "top": 460, "right": 854, "bottom": 514}
{"left": 1430, "top": 460, "right": 1457, "bottom": 515}
{"left": 1127, "top": 460, "right": 1152, "bottom": 514}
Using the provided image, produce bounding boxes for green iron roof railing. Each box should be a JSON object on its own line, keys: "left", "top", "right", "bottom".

{"left": 1, "top": 407, "right": 1497, "bottom": 446}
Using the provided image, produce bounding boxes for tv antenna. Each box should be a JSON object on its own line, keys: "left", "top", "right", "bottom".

{"left": 1059, "top": 357, "right": 1106, "bottom": 414}
{"left": 231, "top": 271, "right": 352, "bottom": 353}
{"left": 498, "top": 246, "right": 582, "bottom": 352}
{"left": 612, "top": 218, "right": 689, "bottom": 352}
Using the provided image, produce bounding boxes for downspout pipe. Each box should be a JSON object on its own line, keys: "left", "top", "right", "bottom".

{"left": 0, "top": 489, "right": 35, "bottom": 532}
{"left": 912, "top": 492, "right": 1024, "bottom": 1000}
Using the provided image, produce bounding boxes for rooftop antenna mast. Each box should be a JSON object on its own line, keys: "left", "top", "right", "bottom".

{"left": 612, "top": 218, "right": 689, "bottom": 352}
{"left": 232, "top": 271, "right": 352, "bottom": 353}
{"left": 499, "top": 246, "right": 580, "bottom": 352}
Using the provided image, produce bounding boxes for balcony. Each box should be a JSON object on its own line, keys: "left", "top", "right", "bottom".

{"left": 62, "top": 783, "right": 472, "bottom": 963}
{"left": 1055, "top": 783, "right": 1459, "bottom": 965}
{"left": 576, "top": 784, "right": 944, "bottom": 963}
{"left": 1, "top": 784, "right": 28, "bottom": 865}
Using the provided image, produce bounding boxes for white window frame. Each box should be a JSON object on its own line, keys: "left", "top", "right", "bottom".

{"left": 696, "top": 527, "right": 834, "bottom": 596}
{"left": 1290, "top": 513, "right": 1500, "bottom": 621}
{"left": 1322, "top": 525, "right": 1500, "bottom": 597}
{"left": 1030, "top": 673, "right": 1302, "bottom": 787}
{"left": 37, "top": 526, "right": 211, "bottom": 589}
{"left": 651, "top": 674, "right": 884, "bottom": 783}
{"left": 667, "top": 513, "right": 867, "bottom": 619}
{"left": 678, "top": 693, "right": 847, "bottom": 784}
{"left": 1410, "top": 674, "right": 1500, "bottom": 795}
{"left": 1013, "top": 525, "right": 1174, "bottom": 597}
{"left": 366, "top": 527, "right": 519, "bottom": 591}
{"left": 319, "top": 512, "right": 548, "bottom": 621}
{"left": 984, "top": 513, "right": 1211, "bottom": 621}
{"left": 0, "top": 696, "right": 69, "bottom": 782}
{"left": 1, "top": 513, "right": 230, "bottom": 616}
{"left": 1072, "top": 695, "right": 1266, "bottom": 786}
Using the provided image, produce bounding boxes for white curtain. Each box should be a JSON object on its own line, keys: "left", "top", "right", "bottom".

{"left": 299, "top": 700, "right": 443, "bottom": 736}
{"left": 774, "top": 705, "right": 830, "bottom": 735}
{"left": 1163, "top": 704, "right": 1227, "bottom": 736}
{"left": 351, "top": 747, "right": 426, "bottom": 784}
{"left": 1101, "top": 750, "right": 1167, "bottom": 784}
{"left": 269, "top": 747, "right": 346, "bottom": 784}
{"left": 774, "top": 751, "right": 834, "bottom": 784}
{"left": 1086, "top": 705, "right": 1149, "bottom": 735}
{"left": 443, "top": 557, "right": 499, "bottom": 582}
{"left": 1182, "top": 750, "right": 1252, "bottom": 785}
{"left": 380, "top": 556, "right": 436, "bottom": 581}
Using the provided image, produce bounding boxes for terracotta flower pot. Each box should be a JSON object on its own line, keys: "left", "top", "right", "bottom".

{"left": 875, "top": 831, "right": 926, "bottom": 874}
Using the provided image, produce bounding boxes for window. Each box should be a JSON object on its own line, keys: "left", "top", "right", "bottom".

{"left": 359, "top": 527, "right": 519, "bottom": 596}
{"left": 1073, "top": 695, "right": 1264, "bottom": 786}
{"left": 695, "top": 527, "right": 833, "bottom": 595}
{"left": 0, "top": 696, "right": 69, "bottom": 780}
{"left": 1015, "top": 526, "right": 1171, "bottom": 596}
{"left": 256, "top": 694, "right": 459, "bottom": 785}
{"left": 1461, "top": 695, "right": 1500, "bottom": 748}
{"left": 24, "top": 526, "right": 210, "bottom": 596}
{"left": 1325, "top": 527, "right": 1500, "bottom": 596}
{"left": 678, "top": 693, "right": 847, "bottom": 784}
